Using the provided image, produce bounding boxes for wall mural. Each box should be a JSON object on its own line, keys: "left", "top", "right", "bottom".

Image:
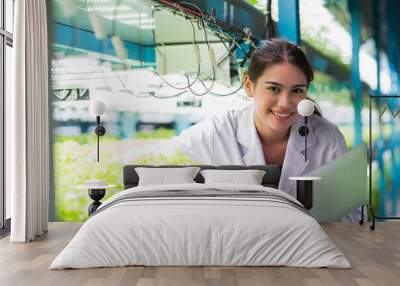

{"left": 52, "top": 0, "right": 256, "bottom": 220}
{"left": 51, "top": 0, "right": 399, "bottom": 221}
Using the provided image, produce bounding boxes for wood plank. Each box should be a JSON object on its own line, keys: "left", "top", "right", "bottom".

{"left": 0, "top": 222, "right": 399, "bottom": 286}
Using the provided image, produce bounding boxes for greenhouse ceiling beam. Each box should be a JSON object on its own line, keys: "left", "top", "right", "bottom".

{"left": 373, "top": 0, "right": 381, "bottom": 97}
{"left": 154, "top": 0, "right": 267, "bottom": 40}
{"left": 386, "top": 0, "right": 400, "bottom": 94}
{"left": 348, "top": 0, "right": 362, "bottom": 146}
{"left": 53, "top": 22, "right": 156, "bottom": 65}
{"left": 277, "top": 0, "right": 300, "bottom": 44}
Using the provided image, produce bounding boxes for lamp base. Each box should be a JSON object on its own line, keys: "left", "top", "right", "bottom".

{"left": 88, "top": 201, "right": 102, "bottom": 216}
{"left": 88, "top": 188, "right": 106, "bottom": 215}
{"left": 296, "top": 181, "right": 314, "bottom": 210}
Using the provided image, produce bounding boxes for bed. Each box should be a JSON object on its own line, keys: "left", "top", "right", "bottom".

{"left": 50, "top": 165, "right": 350, "bottom": 269}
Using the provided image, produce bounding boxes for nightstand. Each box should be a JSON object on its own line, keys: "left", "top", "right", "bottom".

{"left": 289, "top": 177, "right": 321, "bottom": 210}
{"left": 77, "top": 182, "right": 116, "bottom": 215}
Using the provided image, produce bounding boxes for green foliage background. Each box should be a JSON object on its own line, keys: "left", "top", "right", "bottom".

{"left": 54, "top": 129, "right": 194, "bottom": 221}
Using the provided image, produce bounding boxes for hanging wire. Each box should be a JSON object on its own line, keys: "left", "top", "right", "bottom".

{"left": 150, "top": 5, "right": 202, "bottom": 90}
{"left": 115, "top": 0, "right": 252, "bottom": 98}
{"left": 190, "top": 43, "right": 243, "bottom": 96}
{"left": 186, "top": 66, "right": 216, "bottom": 96}
{"left": 110, "top": 0, "right": 187, "bottom": 98}
{"left": 115, "top": 69, "right": 188, "bottom": 99}
{"left": 168, "top": 3, "right": 246, "bottom": 96}
{"left": 204, "top": 25, "right": 244, "bottom": 96}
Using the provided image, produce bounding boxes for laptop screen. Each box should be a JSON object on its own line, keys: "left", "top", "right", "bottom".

{"left": 305, "top": 144, "right": 368, "bottom": 221}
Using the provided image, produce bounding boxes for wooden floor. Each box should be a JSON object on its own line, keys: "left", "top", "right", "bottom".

{"left": 0, "top": 222, "right": 398, "bottom": 286}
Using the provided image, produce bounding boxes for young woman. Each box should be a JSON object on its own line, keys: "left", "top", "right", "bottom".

{"left": 169, "top": 38, "right": 358, "bottom": 220}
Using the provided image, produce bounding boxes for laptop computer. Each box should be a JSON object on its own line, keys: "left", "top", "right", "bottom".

{"left": 305, "top": 144, "right": 368, "bottom": 221}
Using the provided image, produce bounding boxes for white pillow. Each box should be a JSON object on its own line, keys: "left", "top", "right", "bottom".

{"left": 135, "top": 167, "right": 200, "bottom": 186}
{"left": 200, "top": 169, "right": 266, "bottom": 185}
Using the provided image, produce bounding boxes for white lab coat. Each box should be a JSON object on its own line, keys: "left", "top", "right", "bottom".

{"left": 168, "top": 103, "right": 360, "bottom": 221}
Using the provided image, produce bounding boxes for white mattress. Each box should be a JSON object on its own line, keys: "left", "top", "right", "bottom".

{"left": 50, "top": 183, "right": 350, "bottom": 269}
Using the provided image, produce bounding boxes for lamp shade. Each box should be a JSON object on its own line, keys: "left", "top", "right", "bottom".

{"left": 297, "top": 99, "right": 315, "bottom": 117}
{"left": 89, "top": 99, "right": 107, "bottom": 117}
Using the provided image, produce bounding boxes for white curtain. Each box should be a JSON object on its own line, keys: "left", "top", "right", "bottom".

{"left": 9, "top": 0, "right": 49, "bottom": 242}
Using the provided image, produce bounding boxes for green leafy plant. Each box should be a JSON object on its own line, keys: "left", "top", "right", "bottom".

{"left": 134, "top": 127, "right": 176, "bottom": 139}
{"left": 54, "top": 133, "right": 194, "bottom": 221}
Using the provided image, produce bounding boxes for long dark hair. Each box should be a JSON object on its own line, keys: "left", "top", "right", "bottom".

{"left": 247, "top": 38, "right": 321, "bottom": 116}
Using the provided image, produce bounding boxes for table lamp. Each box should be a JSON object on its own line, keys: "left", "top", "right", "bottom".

{"left": 89, "top": 99, "right": 107, "bottom": 162}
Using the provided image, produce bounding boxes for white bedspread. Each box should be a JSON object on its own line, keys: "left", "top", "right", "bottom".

{"left": 50, "top": 183, "right": 350, "bottom": 269}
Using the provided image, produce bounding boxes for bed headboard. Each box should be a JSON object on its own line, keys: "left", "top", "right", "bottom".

{"left": 123, "top": 165, "right": 281, "bottom": 189}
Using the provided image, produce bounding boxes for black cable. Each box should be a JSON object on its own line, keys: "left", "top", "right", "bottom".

{"left": 114, "top": 70, "right": 188, "bottom": 99}
{"left": 152, "top": 65, "right": 200, "bottom": 90}
{"left": 200, "top": 19, "right": 211, "bottom": 50}
{"left": 147, "top": 1, "right": 247, "bottom": 97}
{"left": 207, "top": 38, "right": 244, "bottom": 96}
{"left": 178, "top": 1, "right": 204, "bottom": 15}
{"left": 191, "top": 18, "right": 244, "bottom": 96}
{"left": 154, "top": 14, "right": 217, "bottom": 96}
{"left": 152, "top": 90, "right": 188, "bottom": 98}
{"left": 151, "top": 7, "right": 202, "bottom": 90}
{"left": 187, "top": 66, "right": 216, "bottom": 96}
{"left": 209, "top": 81, "right": 244, "bottom": 97}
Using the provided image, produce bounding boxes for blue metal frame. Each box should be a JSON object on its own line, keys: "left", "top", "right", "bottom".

{"left": 373, "top": 0, "right": 381, "bottom": 97}
{"left": 386, "top": 0, "right": 400, "bottom": 94}
{"left": 174, "top": 115, "right": 192, "bottom": 135}
{"left": 385, "top": 0, "right": 400, "bottom": 217}
{"left": 118, "top": 112, "right": 139, "bottom": 139}
{"left": 368, "top": 0, "right": 400, "bottom": 222}
{"left": 348, "top": 0, "right": 362, "bottom": 146}
{"left": 53, "top": 22, "right": 156, "bottom": 66}
{"left": 368, "top": 95, "right": 400, "bottom": 230}
{"left": 277, "top": 0, "right": 300, "bottom": 44}
{"left": 161, "top": 0, "right": 267, "bottom": 40}
{"left": 371, "top": 0, "right": 386, "bottom": 218}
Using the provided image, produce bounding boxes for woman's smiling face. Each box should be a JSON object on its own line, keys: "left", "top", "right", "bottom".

{"left": 244, "top": 62, "right": 308, "bottom": 133}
